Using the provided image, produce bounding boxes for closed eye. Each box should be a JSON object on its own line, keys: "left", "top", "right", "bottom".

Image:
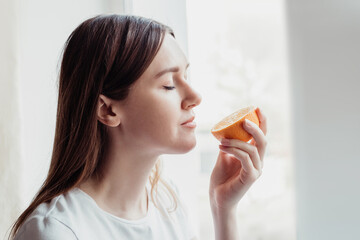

{"left": 163, "top": 86, "right": 176, "bottom": 90}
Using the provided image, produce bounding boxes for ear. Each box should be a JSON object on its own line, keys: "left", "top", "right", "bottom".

{"left": 97, "top": 94, "right": 121, "bottom": 127}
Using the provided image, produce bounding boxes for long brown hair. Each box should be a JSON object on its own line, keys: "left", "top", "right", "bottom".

{"left": 10, "top": 14, "right": 178, "bottom": 238}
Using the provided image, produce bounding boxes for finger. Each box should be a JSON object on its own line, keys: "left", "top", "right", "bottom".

{"left": 249, "top": 139, "right": 265, "bottom": 166}
{"left": 243, "top": 119, "right": 267, "bottom": 159}
{"left": 219, "top": 145, "right": 257, "bottom": 174}
{"left": 220, "top": 139, "right": 262, "bottom": 171}
{"left": 255, "top": 107, "right": 267, "bottom": 135}
{"left": 217, "top": 149, "right": 242, "bottom": 169}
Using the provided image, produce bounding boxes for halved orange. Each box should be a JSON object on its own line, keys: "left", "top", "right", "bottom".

{"left": 211, "top": 105, "right": 260, "bottom": 142}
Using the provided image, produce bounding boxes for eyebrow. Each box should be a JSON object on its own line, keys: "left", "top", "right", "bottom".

{"left": 154, "top": 63, "right": 190, "bottom": 79}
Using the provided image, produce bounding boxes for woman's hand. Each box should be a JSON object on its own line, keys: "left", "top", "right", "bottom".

{"left": 209, "top": 107, "right": 268, "bottom": 212}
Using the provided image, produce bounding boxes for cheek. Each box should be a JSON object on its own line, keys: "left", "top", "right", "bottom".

{"left": 137, "top": 91, "right": 179, "bottom": 121}
{"left": 124, "top": 95, "right": 178, "bottom": 135}
{"left": 142, "top": 106, "right": 178, "bottom": 136}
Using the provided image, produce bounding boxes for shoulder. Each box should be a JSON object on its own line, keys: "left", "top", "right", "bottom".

{"left": 14, "top": 215, "right": 77, "bottom": 240}
{"left": 14, "top": 190, "right": 84, "bottom": 240}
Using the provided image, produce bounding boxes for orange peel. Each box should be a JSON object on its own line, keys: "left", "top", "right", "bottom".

{"left": 211, "top": 105, "right": 260, "bottom": 142}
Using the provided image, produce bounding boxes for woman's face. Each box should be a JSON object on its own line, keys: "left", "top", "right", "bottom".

{"left": 117, "top": 34, "right": 202, "bottom": 154}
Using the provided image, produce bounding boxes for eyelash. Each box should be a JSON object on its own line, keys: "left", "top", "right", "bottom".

{"left": 163, "top": 86, "right": 176, "bottom": 90}
{"left": 162, "top": 72, "right": 188, "bottom": 90}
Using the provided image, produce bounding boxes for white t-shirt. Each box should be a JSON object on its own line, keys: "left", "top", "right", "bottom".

{"left": 14, "top": 180, "right": 196, "bottom": 240}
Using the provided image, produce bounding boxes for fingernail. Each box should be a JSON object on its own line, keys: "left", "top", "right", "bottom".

{"left": 221, "top": 138, "right": 230, "bottom": 145}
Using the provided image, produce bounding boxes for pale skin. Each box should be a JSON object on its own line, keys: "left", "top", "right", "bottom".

{"left": 79, "top": 33, "right": 268, "bottom": 240}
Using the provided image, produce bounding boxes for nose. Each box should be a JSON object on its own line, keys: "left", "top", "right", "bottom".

{"left": 181, "top": 83, "right": 202, "bottom": 110}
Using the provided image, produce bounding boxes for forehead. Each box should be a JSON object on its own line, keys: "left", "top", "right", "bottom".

{"left": 144, "top": 34, "right": 188, "bottom": 76}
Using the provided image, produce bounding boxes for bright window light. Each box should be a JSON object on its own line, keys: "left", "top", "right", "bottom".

{"left": 186, "top": 0, "right": 296, "bottom": 239}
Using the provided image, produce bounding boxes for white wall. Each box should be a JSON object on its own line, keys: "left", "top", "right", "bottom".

{"left": 0, "top": 0, "right": 21, "bottom": 237}
{"left": 286, "top": 1, "right": 360, "bottom": 239}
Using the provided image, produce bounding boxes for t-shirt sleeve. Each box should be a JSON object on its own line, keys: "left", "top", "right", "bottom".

{"left": 14, "top": 216, "right": 77, "bottom": 240}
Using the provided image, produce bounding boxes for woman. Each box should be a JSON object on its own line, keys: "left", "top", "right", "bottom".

{"left": 11, "top": 14, "right": 267, "bottom": 240}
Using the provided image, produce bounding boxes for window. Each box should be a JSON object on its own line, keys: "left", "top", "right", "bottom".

{"left": 186, "top": 0, "right": 295, "bottom": 239}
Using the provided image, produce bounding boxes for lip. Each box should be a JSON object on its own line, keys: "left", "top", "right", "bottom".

{"left": 182, "top": 122, "right": 197, "bottom": 128}
{"left": 181, "top": 116, "right": 195, "bottom": 125}
{"left": 181, "top": 116, "right": 196, "bottom": 127}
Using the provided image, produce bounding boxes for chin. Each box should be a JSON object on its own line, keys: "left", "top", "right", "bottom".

{"left": 160, "top": 133, "right": 197, "bottom": 154}
{"left": 173, "top": 138, "right": 197, "bottom": 154}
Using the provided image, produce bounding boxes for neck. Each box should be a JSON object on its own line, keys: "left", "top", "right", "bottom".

{"left": 79, "top": 130, "right": 161, "bottom": 220}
